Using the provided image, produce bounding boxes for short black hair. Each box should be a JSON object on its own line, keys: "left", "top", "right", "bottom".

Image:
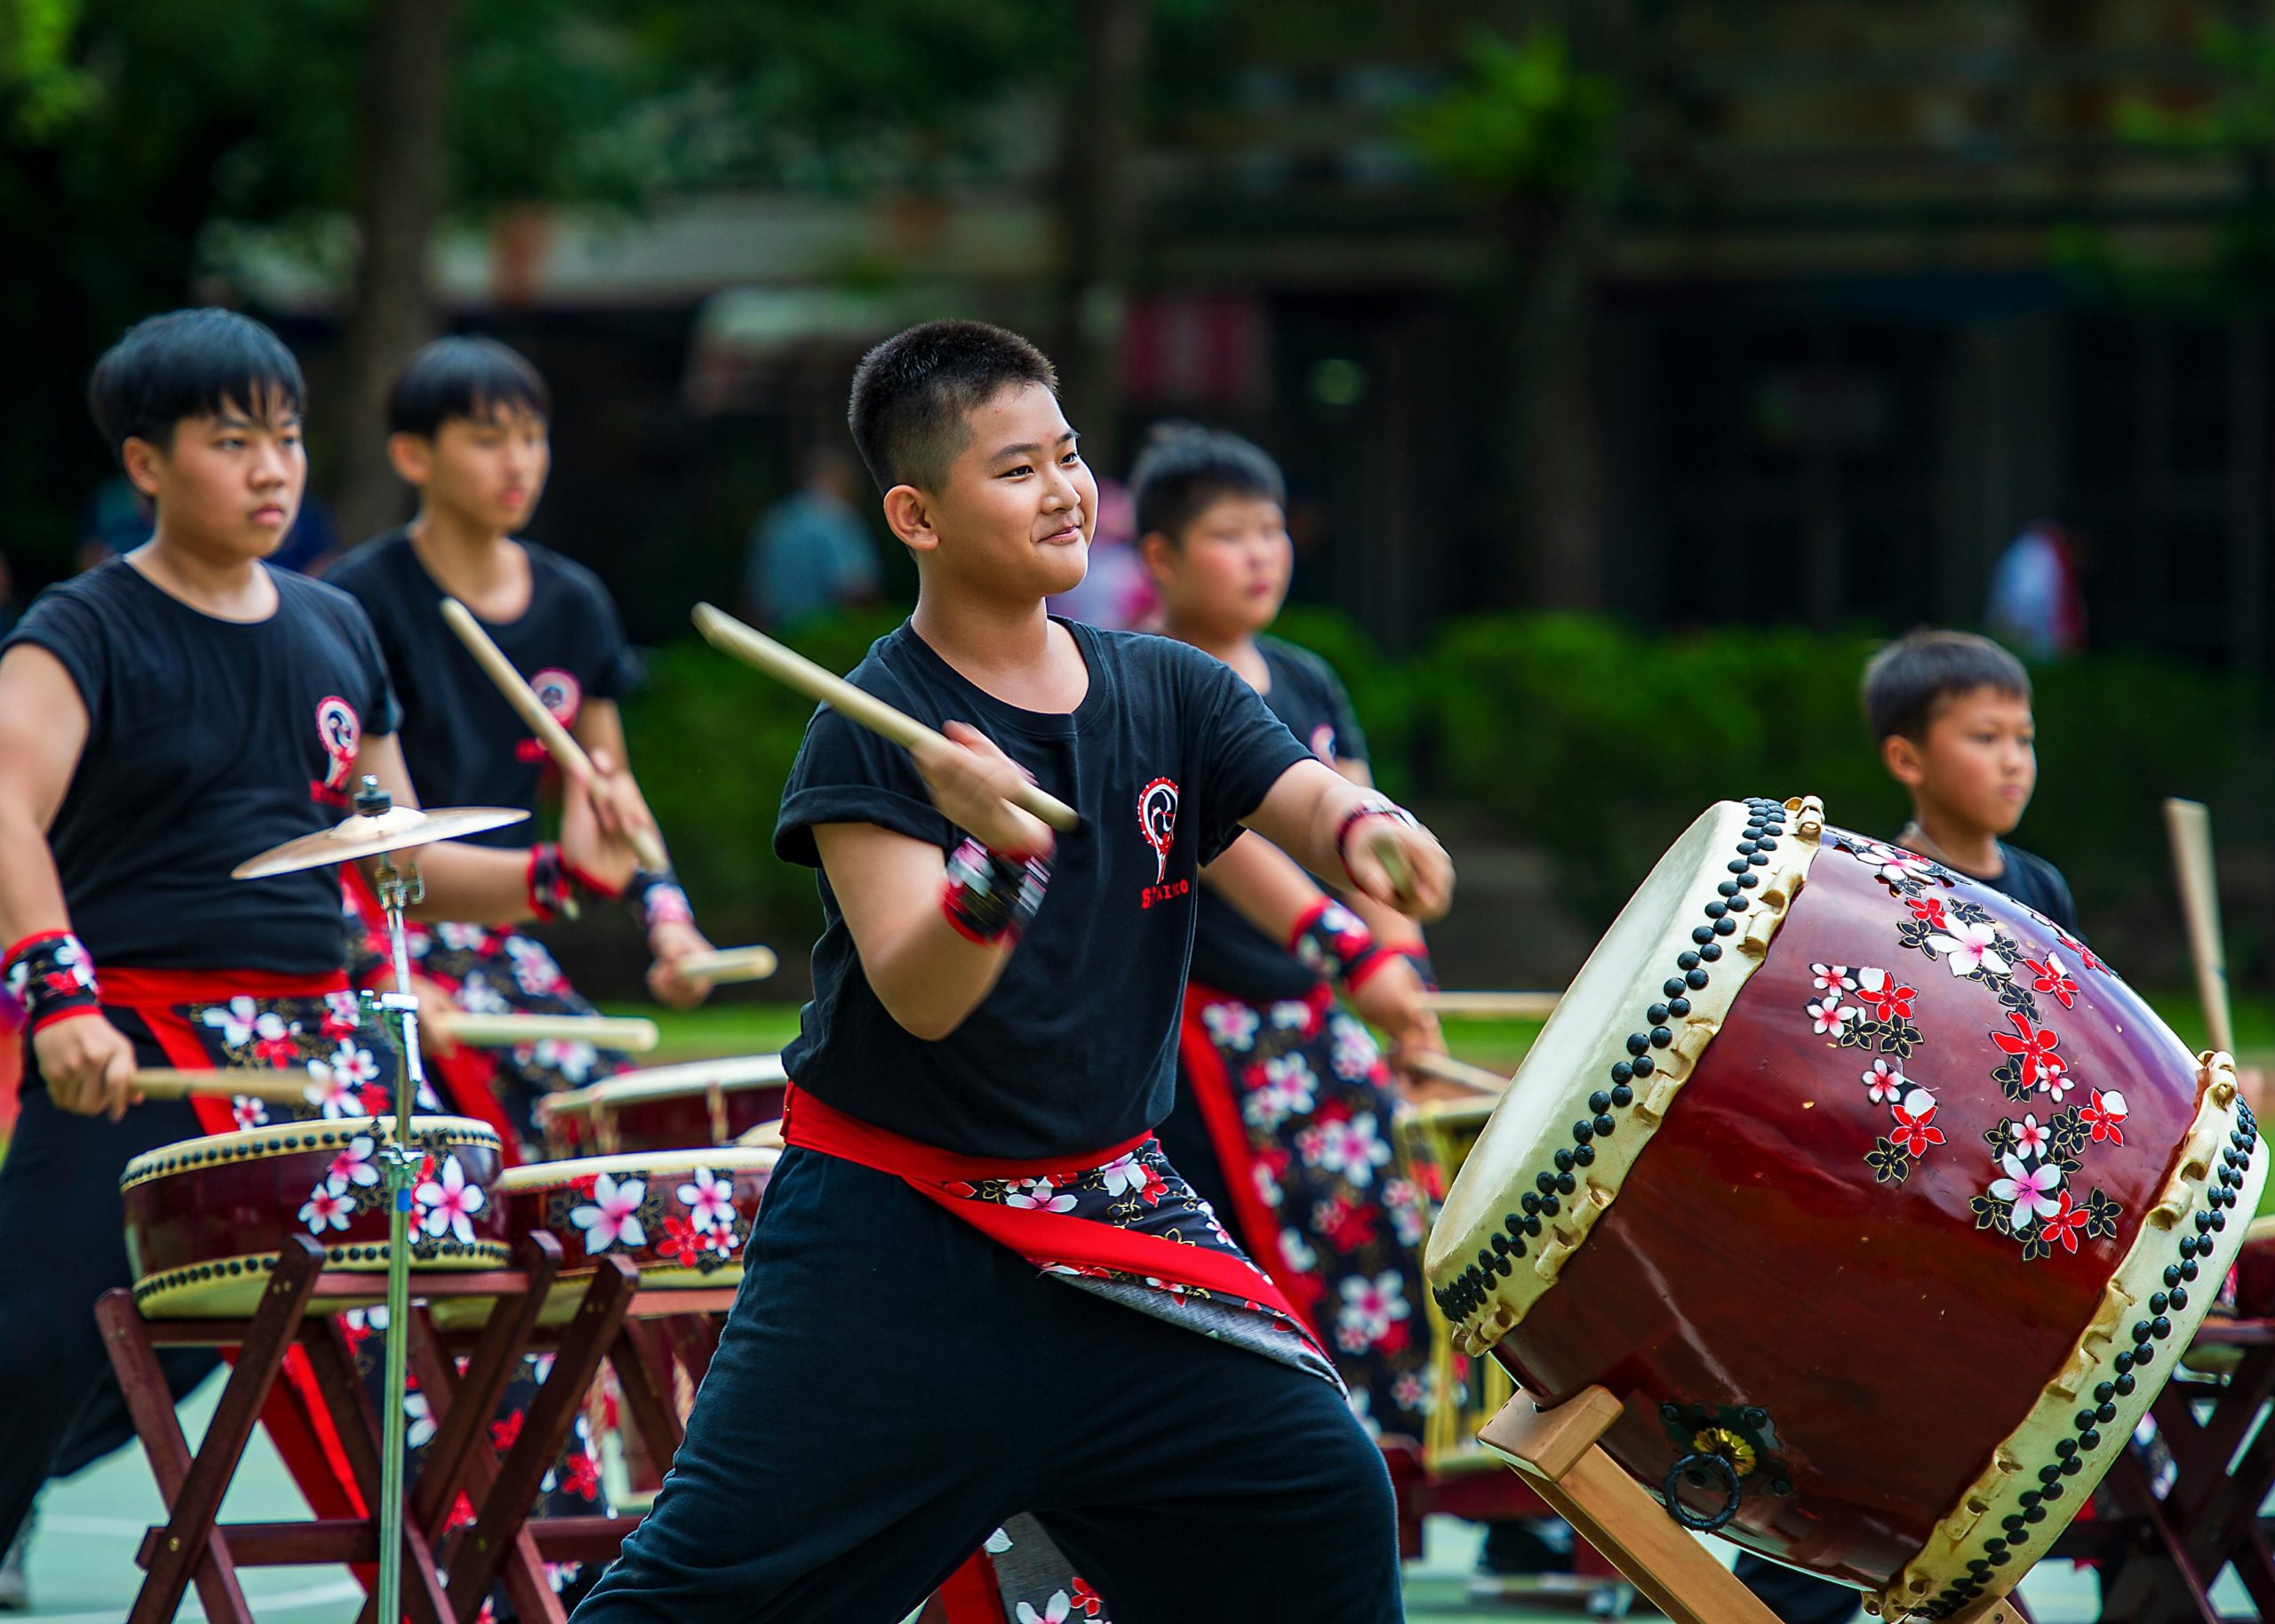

{"left": 87, "top": 308, "right": 306, "bottom": 458}
{"left": 847, "top": 320, "right": 1058, "bottom": 493}
{"left": 387, "top": 336, "right": 550, "bottom": 438}
{"left": 1862, "top": 628, "right": 2032, "bottom": 743}
{"left": 1130, "top": 422, "right": 1286, "bottom": 543}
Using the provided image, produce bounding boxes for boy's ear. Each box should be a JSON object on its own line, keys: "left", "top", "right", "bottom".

{"left": 1138, "top": 530, "right": 1179, "bottom": 585}
{"left": 387, "top": 432, "right": 434, "bottom": 488}
{"left": 881, "top": 484, "right": 939, "bottom": 553}
{"left": 119, "top": 436, "right": 165, "bottom": 501}
{"left": 1881, "top": 732, "right": 1927, "bottom": 790}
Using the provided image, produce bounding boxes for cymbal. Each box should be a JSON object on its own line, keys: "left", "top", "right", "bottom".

{"left": 232, "top": 804, "right": 530, "bottom": 880}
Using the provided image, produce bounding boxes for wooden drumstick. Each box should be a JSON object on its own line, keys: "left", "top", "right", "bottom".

{"left": 133, "top": 1070, "right": 317, "bottom": 1105}
{"left": 441, "top": 598, "right": 671, "bottom": 871}
{"left": 1408, "top": 1051, "right": 1512, "bottom": 1095}
{"left": 692, "top": 603, "right": 1080, "bottom": 832}
{"left": 1420, "top": 990, "right": 1561, "bottom": 1021}
{"left": 669, "top": 944, "right": 779, "bottom": 983}
{"left": 430, "top": 1010, "right": 661, "bottom": 1052}
{"left": 736, "top": 1119, "right": 786, "bottom": 1149}
{"left": 2167, "top": 797, "right": 2238, "bottom": 1057}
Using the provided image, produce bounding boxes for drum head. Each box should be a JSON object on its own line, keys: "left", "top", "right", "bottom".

{"left": 1425, "top": 800, "right": 1811, "bottom": 1335}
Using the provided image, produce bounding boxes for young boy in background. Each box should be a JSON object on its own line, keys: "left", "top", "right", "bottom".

{"left": 329, "top": 337, "right": 716, "bottom": 1147}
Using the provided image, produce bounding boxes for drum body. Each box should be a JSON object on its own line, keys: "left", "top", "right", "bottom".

{"left": 475, "top": 1147, "right": 777, "bottom": 1326}
{"left": 122, "top": 1116, "right": 509, "bottom": 1317}
{"left": 538, "top": 1055, "right": 786, "bottom": 1158}
{"left": 2232, "top": 1214, "right": 2275, "bottom": 1318}
{"left": 1425, "top": 798, "right": 2263, "bottom": 1620}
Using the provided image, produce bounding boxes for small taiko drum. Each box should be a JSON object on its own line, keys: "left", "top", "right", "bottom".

{"left": 1425, "top": 796, "right": 2264, "bottom": 1620}
{"left": 537, "top": 1055, "right": 786, "bottom": 1158}
{"left": 122, "top": 1117, "right": 509, "bottom": 1318}
{"left": 438, "top": 1147, "right": 777, "bottom": 1330}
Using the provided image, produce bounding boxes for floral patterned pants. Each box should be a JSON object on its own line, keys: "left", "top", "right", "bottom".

{"left": 1160, "top": 981, "right": 1436, "bottom": 1446}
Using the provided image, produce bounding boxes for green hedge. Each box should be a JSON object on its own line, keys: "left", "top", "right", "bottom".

{"left": 625, "top": 606, "right": 2275, "bottom": 975}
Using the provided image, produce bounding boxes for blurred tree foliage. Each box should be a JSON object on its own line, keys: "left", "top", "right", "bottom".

{"left": 622, "top": 605, "right": 2275, "bottom": 978}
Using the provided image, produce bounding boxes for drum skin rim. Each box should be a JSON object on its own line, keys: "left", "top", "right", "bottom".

{"left": 1872, "top": 1060, "right": 2264, "bottom": 1620}
{"left": 496, "top": 1146, "right": 780, "bottom": 1190}
{"left": 117, "top": 1116, "right": 502, "bottom": 1193}
{"left": 1425, "top": 796, "right": 1824, "bottom": 1353}
{"left": 130, "top": 1238, "right": 515, "bottom": 1318}
{"left": 536, "top": 1055, "right": 786, "bottom": 1119}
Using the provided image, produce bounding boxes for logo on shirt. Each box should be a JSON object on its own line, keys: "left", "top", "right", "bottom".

{"left": 312, "top": 696, "right": 362, "bottom": 808}
{"left": 1137, "top": 776, "right": 1187, "bottom": 908}
{"left": 515, "top": 669, "right": 583, "bottom": 763}
{"left": 1309, "top": 723, "right": 1337, "bottom": 763}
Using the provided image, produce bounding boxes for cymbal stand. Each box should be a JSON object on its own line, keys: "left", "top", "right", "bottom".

{"left": 356, "top": 778, "right": 429, "bottom": 1624}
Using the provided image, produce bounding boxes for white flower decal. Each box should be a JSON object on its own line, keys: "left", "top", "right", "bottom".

{"left": 570, "top": 1173, "right": 646, "bottom": 1252}
{"left": 1927, "top": 919, "right": 2009, "bottom": 979}
{"left": 413, "top": 1155, "right": 487, "bottom": 1246}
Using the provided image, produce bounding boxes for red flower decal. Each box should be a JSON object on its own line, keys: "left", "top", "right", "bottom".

{"left": 491, "top": 1410, "right": 524, "bottom": 1452}
{"left": 659, "top": 1214, "right": 704, "bottom": 1267}
{"left": 2020, "top": 953, "right": 2079, "bottom": 1010}
{"left": 1888, "top": 1092, "right": 1945, "bottom": 1158}
{"left": 2043, "top": 1190, "right": 2091, "bottom": 1254}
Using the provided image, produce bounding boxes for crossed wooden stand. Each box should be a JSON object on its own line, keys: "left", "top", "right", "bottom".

{"left": 94, "top": 1233, "right": 736, "bottom": 1624}
{"left": 1475, "top": 1386, "right": 2028, "bottom": 1624}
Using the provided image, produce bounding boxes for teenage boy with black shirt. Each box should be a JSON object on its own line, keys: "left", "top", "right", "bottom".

{"left": 329, "top": 336, "right": 714, "bottom": 1143}
{"left": 571, "top": 321, "right": 1450, "bottom": 1624}
{"left": 0, "top": 309, "right": 638, "bottom": 1572}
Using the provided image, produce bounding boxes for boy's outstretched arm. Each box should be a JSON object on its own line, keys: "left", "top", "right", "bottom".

{"left": 1241, "top": 757, "right": 1454, "bottom": 923}
{"left": 815, "top": 721, "right": 1055, "bottom": 1043}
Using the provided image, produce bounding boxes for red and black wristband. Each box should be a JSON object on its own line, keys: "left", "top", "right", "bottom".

{"left": 941, "top": 837, "right": 1052, "bottom": 945}
{"left": 3, "top": 930, "right": 103, "bottom": 1033}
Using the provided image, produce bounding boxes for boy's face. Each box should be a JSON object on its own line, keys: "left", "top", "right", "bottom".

{"left": 1887, "top": 686, "right": 2038, "bottom": 837}
{"left": 124, "top": 392, "right": 304, "bottom": 561}
{"left": 392, "top": 404, "right": 550, "bottom": 535}
{"left": 1144, "top": 494, "right": 1292, "bottom": 635}
{"left": 899, "top": 384, "right": 1094, "bottom": 601}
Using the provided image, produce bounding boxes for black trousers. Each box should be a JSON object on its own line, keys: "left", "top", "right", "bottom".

{"left": 571, "top": 1148, "right": 1405, "bottom": 1624}
{"left": 0, "top": 1083, "right": 212, "bottom": 1549}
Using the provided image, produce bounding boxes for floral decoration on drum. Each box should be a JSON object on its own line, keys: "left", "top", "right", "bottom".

{"left": 556, "top": 1166, "right": 751, "bottom": 1271}
{"left": 1824, "top": 837, "right": 2132, "bottom": 1262}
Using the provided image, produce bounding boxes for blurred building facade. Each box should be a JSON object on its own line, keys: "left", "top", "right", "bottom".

{"left": 231, "top": 0, "right": 2275, "bottom": 672}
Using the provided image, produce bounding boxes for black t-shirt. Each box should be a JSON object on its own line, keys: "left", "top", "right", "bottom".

{"left": 1186, "top": 636, "right": 1372, "bottom": 1003}
{"left": 328, "top": 530, "right": 635, "bottom": 846}
{"left": 4, "top": 560, "right": 402, "bottom": 973}
{"left": 775, "top": 619, "right": 1313, "bottom": 1159}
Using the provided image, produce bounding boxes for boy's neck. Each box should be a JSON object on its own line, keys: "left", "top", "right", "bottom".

{"left": 1900, "top": 807, "right": 2004, "bottom": 880}
{"left": 410, "top": 507, "right": 529, "bottom": 619}
{"left": 910, "top": 580, "right": 1086, "bottom": 711}
{"left": 128, "top": 532, "right": 277, "bottom": 623}
{"left": 1161, "top": 611, "right": 1267, "bottom": 690}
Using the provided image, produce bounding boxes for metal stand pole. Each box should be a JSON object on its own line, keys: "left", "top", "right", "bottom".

{"left": 368, "top": 819, "right": 429, "bottom": 1624}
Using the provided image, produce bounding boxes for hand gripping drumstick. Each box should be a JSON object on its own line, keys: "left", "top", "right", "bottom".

{"left": 133, "top": 1070, "right": 321, "bottom": 1105}
{"left": 440, "top": 597, "right": 672, "bottom": 872}
{"left": 690, "top": 603, "right": 1080, "bottom": 832}
{"left": 2166, "top": 797, "right": 2238, "bottom": 1057}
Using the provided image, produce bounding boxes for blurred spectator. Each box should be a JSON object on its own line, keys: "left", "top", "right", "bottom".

{"left": 77, "top": 474, "right": 151, "bottom": 572}
{"left": 270, "top": 492, "right": 340, "bottom": 576}
{"left": 1047, "top": 477, "right": 1157, "bottom": 630}
{"left": 741, "top": 447, "right": 881, "bottom": 628}
{"left": 1985, "top": 520, "right": 2087, "bottom": 658}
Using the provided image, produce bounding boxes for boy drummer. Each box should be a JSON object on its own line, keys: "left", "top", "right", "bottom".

{"left": 329, "top": 336, "right": 715, "bottom": 1149}
{"left": 0, "top": 310, "right": 638, "bottom": 1572}
{"left": 571, "top": 320, "right": 1452, "bottom": 1623}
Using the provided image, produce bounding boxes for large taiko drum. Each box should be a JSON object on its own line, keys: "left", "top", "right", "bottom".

{"left": 122, "top": 1117, "right": 510, "bottom": 1318}
{"left": 1425, "top": 796, "right": 2263, "bottom": 1620}
{"left": 536, "top": 1055, "right": 786, "bottom": 1158}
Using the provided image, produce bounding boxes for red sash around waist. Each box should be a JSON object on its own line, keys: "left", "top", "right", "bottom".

{"left": 779, "top": 1083, "right": 1332, "bottom": 1366}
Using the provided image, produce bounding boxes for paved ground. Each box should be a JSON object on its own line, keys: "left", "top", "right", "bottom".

{"left": 7, "top": 1381, "right": 2227, "bottom": 1621}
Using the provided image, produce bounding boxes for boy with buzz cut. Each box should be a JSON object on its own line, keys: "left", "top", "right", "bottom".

{"left": 571, "top": 321, "right": 1451, "bottom": 1623}
{"left": 328, "top": 336, "right": 717, "bottom": 1146}
{"left": 0, "top": 310, "right": 638, "bottom": 1591}
{"left": 1867, "top": 627, "right": 2075, "bottom": 931}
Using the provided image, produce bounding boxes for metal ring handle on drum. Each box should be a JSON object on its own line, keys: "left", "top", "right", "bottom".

{"left": 1663, "top": 1451, "right": 1744, "bottom": 1532}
